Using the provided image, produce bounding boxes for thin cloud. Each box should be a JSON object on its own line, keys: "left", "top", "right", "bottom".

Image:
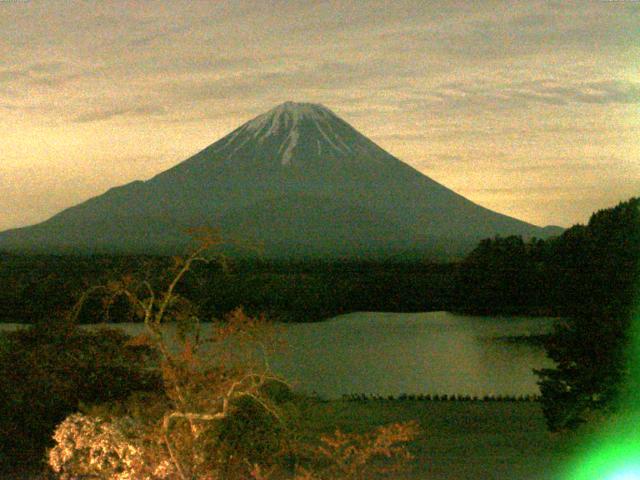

{"left": 406, "top": 79, "right": 640, "bottom": 112}
{"left": 468, "top": 186, "right": 581, "bottom": 195}
{"left": 518, "top": 81, "right": 640, "bottom": 105}
{"left": 72, "top": 105, "right": 167, "bottom": 123}
{"left": 382, "top": 2, "right": 639, "bottom": 61}
{"left": 27, "top": 62, "right": 67, "bottom": 73}
{"left": 501, "top": 160, "right": 622, "bottom": 173}
{"left": 128, "top": 25, "right": 188, "bottom": 47}
{"left": 162, "top": 61, "right": 392, "bottom": 104}
{"left": 0, "top": 61, "right": 78, "bottom": 87}
{"left": 0, "top": 69, "right": 28, "bottom": 83}
{"left": 373, "top": 133, "right": 430, "bottom": 142}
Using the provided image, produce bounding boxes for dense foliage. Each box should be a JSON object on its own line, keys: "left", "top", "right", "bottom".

{"left": 0, "top": 255, "right": 456, "bottom": 324}
{"left": 0, "top": 320, "right": 160, "bottom": 469}
{"left": 536, "top": 198, "right": 640, "bottom": 430}
{"left": 455, "top": 198, "right": 639, "bottom": 317}
{"left": 453, "top": 236, "right": 552, "bottom": 314}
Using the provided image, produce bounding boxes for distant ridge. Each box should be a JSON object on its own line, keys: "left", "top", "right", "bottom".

{"left": 0, "top": 102, "right": 562, "bottom": 259}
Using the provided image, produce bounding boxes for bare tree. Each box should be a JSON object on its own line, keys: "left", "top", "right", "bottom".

{"left": 49, "top": 230, "right": 420, "bottom": 479}
{"left": 51, "top": 231, "right": 289, "bottom": 479}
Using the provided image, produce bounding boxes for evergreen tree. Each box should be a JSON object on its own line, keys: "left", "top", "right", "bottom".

{"left": 536, "top": 198, "right": 640, "bottom": 430}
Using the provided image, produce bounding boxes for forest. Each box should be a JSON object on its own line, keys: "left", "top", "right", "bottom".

{"left": 0, "top": 254, "right": 457, "bottom": 324}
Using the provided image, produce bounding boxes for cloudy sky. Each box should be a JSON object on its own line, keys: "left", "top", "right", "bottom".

{"left": 1, "top": 0, "right": 638, "bottom": 231}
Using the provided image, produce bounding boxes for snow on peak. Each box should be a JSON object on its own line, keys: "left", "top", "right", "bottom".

{"left": 237, "top": 101, "right": 351, "bottom": 165}
{"left": 273, "top": 101, "right": 332, "bottom": 118}
{"left": 244, "top": 101, "right": 333, "bottom": 135}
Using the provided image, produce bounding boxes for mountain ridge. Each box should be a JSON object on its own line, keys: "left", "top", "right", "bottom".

{"left": 0, "top": 101, "right": 563, "bottom": 259}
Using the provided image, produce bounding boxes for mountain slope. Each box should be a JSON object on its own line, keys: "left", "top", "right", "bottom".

{"left": 0, "top": 101, "right": 561, "bottom": 258}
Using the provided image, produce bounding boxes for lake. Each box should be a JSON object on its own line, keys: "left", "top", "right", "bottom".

{"left": 271, "top": 311, "right": 556, "bottom": 398}
{"left": 1, "top": 312, "right": 556, "bottom": 399}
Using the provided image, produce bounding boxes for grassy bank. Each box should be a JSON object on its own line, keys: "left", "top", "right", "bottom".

{"left": 5, "top": 399, "right": 580, "bottom": 480}
{"left": 295, "top": 399, "right": 578, "bottom": 480}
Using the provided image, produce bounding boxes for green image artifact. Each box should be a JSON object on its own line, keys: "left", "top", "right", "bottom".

{"left": 566, "top": 303, "right": 640, "bottom": 480}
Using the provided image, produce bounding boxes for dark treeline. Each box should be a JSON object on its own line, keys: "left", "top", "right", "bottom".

{"left": 0, "top": 253, "right": 167, "bottom": 324}
{"left": 0, "top": 253, "right": 457, "bottom": 323}
{"left": 1, "top": 197, "right": 637, "bottom": 325}
{"left": 454, "top": 197, "right": 639, "bottom": 317}
{"left": 534, "top": 198, "right": 639, "bottom": 429}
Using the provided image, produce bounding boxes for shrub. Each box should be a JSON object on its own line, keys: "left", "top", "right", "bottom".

{"left": 294, "top": 421, "right": 420, "bottom": 480}
{"left": 205, "top": 394, "right": 294, "bottom": 476}
{"left": 48, "top": 413, "right": 157, "bottom": 480}
{"left": 0, "top": 319, "right": 159, "bottom": 467}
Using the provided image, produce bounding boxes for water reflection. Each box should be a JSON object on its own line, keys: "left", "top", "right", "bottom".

{"left": 271, "top": 311, "right": 556, "bottom": 398}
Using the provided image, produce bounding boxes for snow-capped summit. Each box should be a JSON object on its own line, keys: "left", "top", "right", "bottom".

{"left": 0, "top": 102, "right": 560, "bottom": 258}
{"left": 194, "top": 101, "right": 374, "bottom": 167}
{"left": 241, "top": 102, "right": 344, "bottom": 163}
{"left": 246, "top": 101, "right": 334, "bottom": 131}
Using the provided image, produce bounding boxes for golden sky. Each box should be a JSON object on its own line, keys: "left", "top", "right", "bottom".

{"left": 1, "top": 0, "right": 638, "bottom": 230}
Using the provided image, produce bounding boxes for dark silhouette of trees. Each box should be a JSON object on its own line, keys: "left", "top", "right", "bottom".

{"left": 0, "top": 254, "right": 456, "bottom": 324}
{"left": 535, "top": 198, "right": 640, "bottom": 430}
{"left": 0, "top": 320, "right": 160, "bottom": 468}
{"left": 454, "top": 235, "right": 551, "bottom": 314}
{"left": 453, "top": 197, "right": 639, "bottom": 430}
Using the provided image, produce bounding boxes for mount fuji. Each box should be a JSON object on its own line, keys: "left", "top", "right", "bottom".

{"left": 0, "top": 102, "right": 561, "bottom": 259}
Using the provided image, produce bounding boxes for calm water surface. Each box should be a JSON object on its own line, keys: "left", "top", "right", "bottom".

{"left": 271, "top": 311, "right": 555, "bottom": 398}
{"left": 2, "top": 312, "right": 556, "bottom": 398}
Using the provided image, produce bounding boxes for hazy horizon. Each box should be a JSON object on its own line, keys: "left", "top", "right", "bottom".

{"left": 1, "top": 1, "right": 639, "bottom": 231}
